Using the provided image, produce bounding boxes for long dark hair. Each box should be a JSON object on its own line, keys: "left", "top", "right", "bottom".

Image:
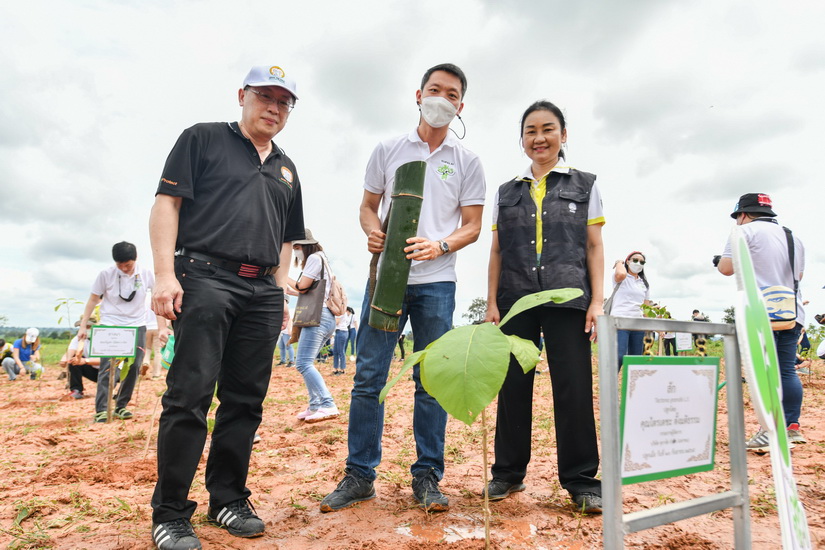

{"left": 624, "top": 251, "right": 649, "bottom": 290}
{"left": 295, "top": 242, "right": 324, "bottom": 269}
{"left": 520, "top": 100, "right": 567, "bottom": 159}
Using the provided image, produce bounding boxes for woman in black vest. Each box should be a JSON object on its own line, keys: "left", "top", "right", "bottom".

{"left": 484, "top": 100, "right": 605, "bottom": 513}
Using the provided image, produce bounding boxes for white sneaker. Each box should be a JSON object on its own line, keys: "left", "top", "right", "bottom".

{"left": 304, "top": 407, "right": 340, "bottom": 424}
{"left": 296, "top": 408, "right": 315, "bottom": 420}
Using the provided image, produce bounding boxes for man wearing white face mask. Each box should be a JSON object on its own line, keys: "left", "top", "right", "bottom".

{"left": 321, "top": 63, "right": 486, "bottom": 514}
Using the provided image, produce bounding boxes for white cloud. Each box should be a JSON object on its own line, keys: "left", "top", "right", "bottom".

{"left": 0, "top": 0, "right": 823, "bottom": 331}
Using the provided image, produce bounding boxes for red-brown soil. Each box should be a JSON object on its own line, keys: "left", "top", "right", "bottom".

{"left": 1, "top": 357, "right": 823, "bottom": 549}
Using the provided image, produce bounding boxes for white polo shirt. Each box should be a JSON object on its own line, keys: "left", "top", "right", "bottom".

{"left": 91, "top": 263, "right": 155, "bottom": 326}
{"left": 722, "top": 218, "right": 806, "bottom": 324}
{"left": 364, "top": 129, "right": 486, "bottom": 285}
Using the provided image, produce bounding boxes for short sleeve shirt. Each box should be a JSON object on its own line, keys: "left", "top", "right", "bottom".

{"left": 13, "top": 339, "right": 39, "bottom": 362}
{"left": 364, "top": 129, "right": 486, "bottom": 285}
{"left": 91, "top": 264, "right": 155, "bottom": 326}
{"left": 156, "top": 122, "right": 305, "bottom": 266}
{"left": 301, "top": 252, "right": 332, "bottom": 301}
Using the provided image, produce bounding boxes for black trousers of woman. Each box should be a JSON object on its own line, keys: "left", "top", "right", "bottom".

{"left": 492, "top": 306, "right": 601, "bottom": 496}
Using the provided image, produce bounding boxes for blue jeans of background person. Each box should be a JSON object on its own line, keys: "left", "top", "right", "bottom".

{"left": 347, "top": 281, "right": 455, "bottom": 482}
{"left": 333, "top": 330, "right": 348, "bottom": 372}
{"left": 295, "top": 308, "right": 336, "bottom": 410}
{"left": 347, "top": 327, "right": 357, "bottom": 355}
{"left": 775, "top": 323, "right": 803, "bottom": 426}
{"left": 616, "top": 329, "right": 645, "bottom": 370}
{"left": 278, "top": 332, "right": 294, "bottom": 364}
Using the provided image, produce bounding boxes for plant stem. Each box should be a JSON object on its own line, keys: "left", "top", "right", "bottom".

{"left": 482, "top": 407, "right": 490, "bottom": 549}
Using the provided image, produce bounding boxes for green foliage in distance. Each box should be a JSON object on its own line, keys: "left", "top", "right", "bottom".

{"left": 641, "top": 303, "right": 670, "bottom": 319}
{"left": 723, "top": 306, "right": 736, "bottom": 324}
{"left": 380, "top": 288, "right": 583, "bottom": 425}
{"left": 54, "top": 298, "right": 84, "bottom": 327}
{"left": 462, "top": 297, "right": 488, "bottom": 324}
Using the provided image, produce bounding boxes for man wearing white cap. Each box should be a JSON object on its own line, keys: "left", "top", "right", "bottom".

{"left": 148, "top": 65, "right": 305, "bottom": 550}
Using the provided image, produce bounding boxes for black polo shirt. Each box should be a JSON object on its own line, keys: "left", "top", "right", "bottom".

{"left": 156, "top": 122, "right": 305, "bottom": 266}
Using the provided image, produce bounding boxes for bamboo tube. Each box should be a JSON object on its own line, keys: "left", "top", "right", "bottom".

{"left": 368, "top": 161, "right": 426, "bottom": 331}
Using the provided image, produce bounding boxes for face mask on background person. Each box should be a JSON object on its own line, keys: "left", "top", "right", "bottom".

{"left": 628, "top": 262, "right": 644, "bottom": 274}
{"left": 294, "top": 249, "right": 304, "bottom": 264}
{"left": 419, "top": 96, "right": 458, "bottom": 128}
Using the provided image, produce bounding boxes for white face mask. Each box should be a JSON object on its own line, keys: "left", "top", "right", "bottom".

{"left": 419, "top": 96, "right": 458, "bottom": 128}
{"left": 294, "top": 249, "right": 304, "bottom": 264}
{"left": 628, "top": 262, "right": 644, "bottom": 274}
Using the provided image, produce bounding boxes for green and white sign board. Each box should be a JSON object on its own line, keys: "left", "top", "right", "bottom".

{"left": 675, "top": 332, "right": 693, "bottom": 352}
{"left": 89, "top": 326, "right": 138, "bottom": 358}
{"left": 731, "top": 226, "right": 811, "bottom": 549}
{"left": 620, "top": 356, "right": 720, "bottom": 484}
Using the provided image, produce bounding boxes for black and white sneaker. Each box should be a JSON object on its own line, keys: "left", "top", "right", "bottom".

{"left": 151, "top": 518, "right": 201, "bottom": 550}
{"left": 207, "top": 499, "right": 265, "bottom": 538}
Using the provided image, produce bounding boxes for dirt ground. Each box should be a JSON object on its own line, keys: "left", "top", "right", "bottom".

{"left": 1, "top": 355, "right": 823, "bottom": 549}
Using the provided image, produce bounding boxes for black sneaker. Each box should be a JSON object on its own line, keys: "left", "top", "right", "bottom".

{"left": 571, "top": 492, "right": 603, "bottom": 514}
{"left": 207, "top": 499, "right": 265, "bottom": 538}
{"left": 483, "top": 478, "right": 526, "bottom": 501}
{"left": 320, "top": 471, "right": 376, "bottom": 512}
{"left": 412, "top": 471, "right": 449, "bottom": 512}
{"left": 152, "top": 518, "right": 201, "bottom": 550}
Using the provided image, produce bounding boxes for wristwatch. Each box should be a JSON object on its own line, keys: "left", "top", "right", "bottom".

{"left": 438, "top": 240, "right": 450, "bottom": 255}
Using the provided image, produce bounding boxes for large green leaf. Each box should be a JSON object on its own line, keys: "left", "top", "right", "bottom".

{"left": 507, "top": 335, "right": 541, "bottom": 374}
{"left": 419, "top": 323, "right": 511, "bottom": 425}
{"left": 498, "top": 289, "right": 583, "bottom": 328}
{"left": 379, "top": 349, "right": 426, "bottom": 403}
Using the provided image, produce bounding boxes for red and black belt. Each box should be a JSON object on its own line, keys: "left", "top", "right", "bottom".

{"left": 176, "top": 248, "right": 278, "bottom": 279}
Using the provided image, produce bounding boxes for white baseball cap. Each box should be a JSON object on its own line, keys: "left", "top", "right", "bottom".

{"left": 25, "top": 327, "right": 39, "bottom": 343}
{"left": 242, "top": 65, "right": 298, "bottom": 100}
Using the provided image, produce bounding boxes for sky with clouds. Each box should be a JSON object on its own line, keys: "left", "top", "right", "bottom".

{"left": 1, "top": 0, "right": 823, "bottom": 332}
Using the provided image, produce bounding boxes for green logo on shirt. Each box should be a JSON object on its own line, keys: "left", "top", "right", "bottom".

{"left": 437, "top": 164, "right": 455, "bottom": 180}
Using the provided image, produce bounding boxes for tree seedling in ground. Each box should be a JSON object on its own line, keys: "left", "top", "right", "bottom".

{"left": 380, "top": 288, "right": 582, "bottom": 549}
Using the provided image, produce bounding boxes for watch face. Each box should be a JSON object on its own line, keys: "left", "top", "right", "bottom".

{"left": 440, "top": 241, "right": 449, "bottom": 253}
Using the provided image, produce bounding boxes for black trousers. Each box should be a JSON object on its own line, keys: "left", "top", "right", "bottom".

{"left": 151, "top": 257, "right": 282, "bottom": 522}
{"left": 664, "top": 338, "right": 676, "bottom": 356}
{"left": 492, "top": 306, "right": 601, "bottom": 496}
{"left": 69, "top": 363, "right": 98, "bottom": 392}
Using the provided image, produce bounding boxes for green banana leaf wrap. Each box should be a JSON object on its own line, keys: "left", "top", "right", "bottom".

{"left": 368, "top": 160, "right": 426, "bottom": 331}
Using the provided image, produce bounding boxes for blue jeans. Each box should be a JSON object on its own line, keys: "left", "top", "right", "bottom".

{"left": 347, "top": 281, "right": 455, "bottom": 481}
{"left": 278, "top": 332, "right": 294, "bottom": 363}
{"left": 617, "top": 329, "right": 645, "bottom": 370}
{"left": 295, "top": 308, "right": 336, "bottom": 409}
{"left": 346, "top": 327, "right": 357, "bottom": 355}
{"left": 333, "top": 330, "right": 348, "bottom": 371}
{"left": 775, "top": 323, "right": 803, "bottom": 426}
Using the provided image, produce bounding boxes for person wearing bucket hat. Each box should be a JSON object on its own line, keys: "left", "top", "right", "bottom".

{"left": 149, "top": 64, "right": 306, "bottom": 550}
{"left": 717, "top": 192, "right": 808, "bottom": 453}
{"left": 729, "top": 192, "right": 777, "bottom": 219}
{"left": 59, "top": 318, "right": 101, "bottom": 399}
{"left": 286, "top": 229, "right": 341, "bottom": 423}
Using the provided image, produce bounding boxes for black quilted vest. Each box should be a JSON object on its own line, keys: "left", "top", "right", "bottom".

{"left": 495, "top": 168, "right": 597, "bottom": 311}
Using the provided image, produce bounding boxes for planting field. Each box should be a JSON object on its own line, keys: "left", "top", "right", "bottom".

{"left": 1, "top": 355, "right": 824, "bottom": 549}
